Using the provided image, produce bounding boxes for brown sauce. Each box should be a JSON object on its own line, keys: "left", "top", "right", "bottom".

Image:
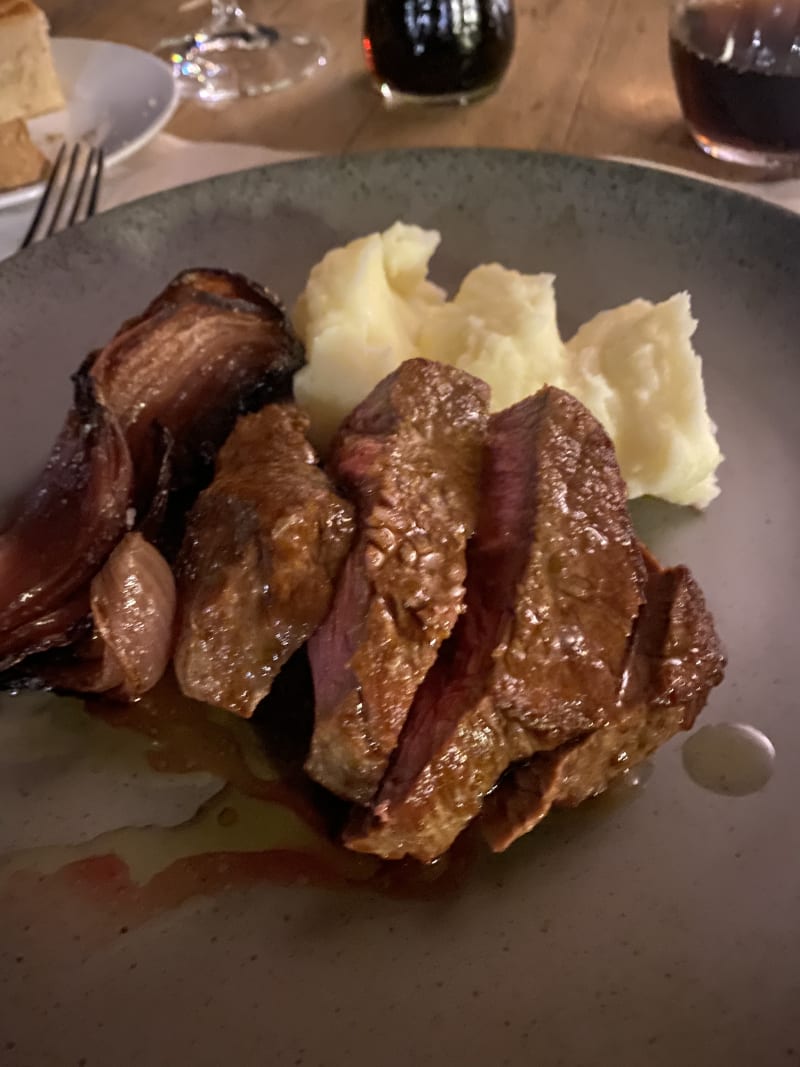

{"left": 1, "top": 663, "right": 477, "bottom": 936}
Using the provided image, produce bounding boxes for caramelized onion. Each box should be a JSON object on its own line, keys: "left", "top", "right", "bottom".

{"left": 33, "top": 629, "right": 126, "bottom": 697}
{"left": 86, "top": 268, "right": 305, "bottom": 506}
{"left": 89, "top": 532, "right": 176, "bottom": 700}
{"left": 26, "top": 535, "right": 175, "bottom": 699}
{"left": 0, "top": 595, "right": 91, "bottom": 672}
{"left": 0, "top": 269, "right": 304, "bottom": 691}
{"left": 0, "top": 379, "right": 132, "bottom": 670}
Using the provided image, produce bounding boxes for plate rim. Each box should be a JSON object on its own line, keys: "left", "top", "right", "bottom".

{"left": 4, "top": 146, "right": 800, "bottom": 284}
{"left": 43, "top": 143, "right": 800, "bottom": 240}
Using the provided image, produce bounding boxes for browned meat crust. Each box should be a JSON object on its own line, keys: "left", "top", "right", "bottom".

{"left": 481, "top": 556, "right": 725, "bottom": 851}
{"left": 175, "top": 404, "right": 354, "bottom": 717}
{"left": 305, "top": 359, "right": 490, "bottom": 804}
{"left": 346, "top": 387, "right": 650, "bottom": 861}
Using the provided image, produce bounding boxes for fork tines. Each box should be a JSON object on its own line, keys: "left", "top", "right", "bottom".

{"left": 20, "top": 141, "right": 105, "bottom": 250}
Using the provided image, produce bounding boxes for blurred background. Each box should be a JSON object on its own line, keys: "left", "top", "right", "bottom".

{"left": 43, "top": 0, "right": 764, "bottom": 179}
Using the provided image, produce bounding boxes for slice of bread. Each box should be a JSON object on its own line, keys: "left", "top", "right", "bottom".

{"left": 0, "top": 0, "right": 65, "bottom": 123}
{"left": 0, "top": 118, "right": 47, "bottom": 191}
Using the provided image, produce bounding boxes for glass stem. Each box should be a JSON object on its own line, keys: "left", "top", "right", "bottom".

{"left": 206, "top": 0, "right": 280, "bottom": 46}
{"left": 209, "top": 1, "right": 247, "bottom": 28}
{"left": 211, "top": 2, "right": 245, "bottom": 17}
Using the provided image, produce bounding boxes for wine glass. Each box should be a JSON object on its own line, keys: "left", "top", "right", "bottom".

{"left": 156, "top": 1, "right": 329, "bottom": 102}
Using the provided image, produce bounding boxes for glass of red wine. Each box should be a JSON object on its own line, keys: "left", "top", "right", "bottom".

{"left": 363, "top": 0, "right": 515, "bottom": 106}
{"left": 156, "top": 1, "right": 328, "bottom": 102}
{"left": 669, "top": 0, "right": 800, "bottom": 167}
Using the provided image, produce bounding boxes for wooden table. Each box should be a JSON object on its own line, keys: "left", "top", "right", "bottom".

{"left": 43, "top": 0, "right": 778, "bottom": 182}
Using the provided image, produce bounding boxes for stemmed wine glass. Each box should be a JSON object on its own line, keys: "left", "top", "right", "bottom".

{"left": 156, "top": 1, "right": 329, "bottom": 102}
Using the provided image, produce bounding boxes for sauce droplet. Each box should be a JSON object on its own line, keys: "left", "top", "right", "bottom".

{"left": 682, "top": 723, "right": 775, "bottom": 796}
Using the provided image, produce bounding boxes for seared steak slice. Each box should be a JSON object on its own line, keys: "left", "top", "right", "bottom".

{"left": 306, "top": 359, "right": 490, "bottom": 804}
{"left": 174, "top": 404, "right": 354, "bottom": 717}
{"left": 481, "top": 556, "right": 726, "bottom": 850}
{"left": 345, "top": 387, "right": 648, "bottom": 862}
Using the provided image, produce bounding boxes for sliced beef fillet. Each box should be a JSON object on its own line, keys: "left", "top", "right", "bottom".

{"left": 345, "top": 387, "right": 649, "bottom": 862}
{"left": 174, "top": 404, "right": 354, "bottom": 717}
{"left": 305, "top": 359, "right": 490, "bottom": 805}
{"left": 481, "top": 553, "right": 725, "bottom": 851}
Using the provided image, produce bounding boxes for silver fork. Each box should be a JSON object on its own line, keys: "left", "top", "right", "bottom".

{"left": 20, "top": 141, "right": 105, "bottom": 250}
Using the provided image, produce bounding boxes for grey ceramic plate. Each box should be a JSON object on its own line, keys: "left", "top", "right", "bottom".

{"left": 0, "top": 150, "right": 797, "bottom": 1067}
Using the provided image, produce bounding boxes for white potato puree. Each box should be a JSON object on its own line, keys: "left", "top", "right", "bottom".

{"left": 292, "top": 222, "right": 722, "bottom": 508}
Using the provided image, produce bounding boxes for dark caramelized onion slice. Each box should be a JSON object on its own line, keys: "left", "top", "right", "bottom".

{"left": 31, "top": 630, "right": 126, "bottom": 697}
{"left": 0, "top": 594, "right": 91, "bottom": 676}
{"left": 87, "top": 268, "right": 305, "bottom": 501}
{"left": 115, "top": 268, "right": 290, "bottom": 330}
{"left": 0, "top": 379, "right": 132, "bottom": 669}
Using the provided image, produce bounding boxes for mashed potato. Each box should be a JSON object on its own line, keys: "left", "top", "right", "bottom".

{"left": 419, "top": 265, "right": 569, "bottom": 413}
{"left": 293, "top": 224, "right": 446, "bottom": 448}
{"left": 292, "top": 222, "right": 722, "bottom": 508}
{"left": 567, "top": 294, "right": 720, "bottom": 507}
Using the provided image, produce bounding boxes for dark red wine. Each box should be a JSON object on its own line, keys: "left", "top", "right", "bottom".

{"left": 363, "top": 0, "right": 515, "bottom": 101}
{"left": 669, "top": 1, "right": 800, "bottom": 158}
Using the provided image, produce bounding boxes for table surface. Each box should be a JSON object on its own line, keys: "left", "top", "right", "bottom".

{"left": 44, "top": 0, "right": 783, "bottom": 182}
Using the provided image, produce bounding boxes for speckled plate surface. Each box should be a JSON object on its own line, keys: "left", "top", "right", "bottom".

{"left": 0, "top": 150, "right": 797, "bottom": 1067}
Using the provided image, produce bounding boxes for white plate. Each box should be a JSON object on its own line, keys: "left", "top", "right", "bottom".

{"left": 0, "top": 37, "right": 179, "bottom": 210}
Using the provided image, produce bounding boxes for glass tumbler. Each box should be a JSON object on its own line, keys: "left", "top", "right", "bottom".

{"left": 669, "top": 0, "right": 800, "bottom": 167}
{"left": 363, "top": 0, "right": 515, "bottom": 106}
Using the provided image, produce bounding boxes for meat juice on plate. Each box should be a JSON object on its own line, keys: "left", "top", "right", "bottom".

{"left": 0, "top": 672, "right": 476, "bottom": 941}
{"left": 669, "top": 0, "right": 800, "bottom": 165}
